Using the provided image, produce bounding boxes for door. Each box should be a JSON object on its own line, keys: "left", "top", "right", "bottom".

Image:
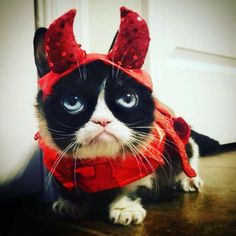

{"left": 0, "top": 0, "right": 41, "bottom": 197}
{"left": 148, "top": 0, "right": 236, "bottom": 144}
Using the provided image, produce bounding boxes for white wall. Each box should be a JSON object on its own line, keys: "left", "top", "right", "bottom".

{"left": 0, "top": 0, "right": 38, "bottom": 184}
{"left": 36, "top": 0, "right": 145, "bottom": 53}
{"left": 148, "top": 0, "right": 236, "bottom": 144}
{"left": 87, "top": 0, "right": 142, "bottom": 53}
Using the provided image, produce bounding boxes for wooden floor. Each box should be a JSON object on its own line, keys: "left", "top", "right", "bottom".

{"left": 1, "top": 149, "right": 236, "bottom": 236}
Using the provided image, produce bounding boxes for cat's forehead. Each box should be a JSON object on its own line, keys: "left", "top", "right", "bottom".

{"left": 51, "top": 60, "right": 148, "bottom": 96}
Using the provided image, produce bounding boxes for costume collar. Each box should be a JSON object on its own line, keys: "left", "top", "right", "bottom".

{"left": 35, "top": 103, "right": 196, "bottom": 193}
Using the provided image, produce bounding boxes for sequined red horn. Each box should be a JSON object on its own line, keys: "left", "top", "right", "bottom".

{"left": 108, "top": 7, "right": 150, "bottom": 69}
{"left": 45, "top": 9, "right": 85, "bottom": 73}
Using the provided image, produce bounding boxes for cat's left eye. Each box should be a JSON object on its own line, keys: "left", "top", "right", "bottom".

{"left": 62, "top": 96, "right": 84, "bottom": 114}
{"left": 116, "top": 90, "right": 139, "bottom": 109}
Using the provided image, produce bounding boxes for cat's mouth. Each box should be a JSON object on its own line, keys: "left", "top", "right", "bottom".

{"left": 87, "top": 130, "right": 118, "bottom": 145}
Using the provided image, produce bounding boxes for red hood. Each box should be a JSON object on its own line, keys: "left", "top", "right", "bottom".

{"left": 39, "top": 53, "right": 152, "bottom": 96}
{"left": 38, "top": 8, "right": 152, "bottom": 95}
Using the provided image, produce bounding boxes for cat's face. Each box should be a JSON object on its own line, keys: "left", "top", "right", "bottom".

{"left": 36, "top": 60, "right": 155, "bottom": 159}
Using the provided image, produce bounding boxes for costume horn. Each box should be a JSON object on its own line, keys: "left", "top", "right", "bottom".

{"left": 45, "top": 9, "right": 85, "bottom": 73}
{"left": 108, "top": 7, "right": 150, "bottom": 69}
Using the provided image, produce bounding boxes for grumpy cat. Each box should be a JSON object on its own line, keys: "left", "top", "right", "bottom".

{"left": 34, "top": 8, "right": 202, "bottom": 226}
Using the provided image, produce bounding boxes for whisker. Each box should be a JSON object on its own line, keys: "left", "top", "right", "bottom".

{"left": 130, "top": 125, "right": 156, "bottom": 129}
{"left": 73, "top": 157, "right": 79, "bottom": 192}
{"left": 125, "top": 134, "right": 160, "bottom": 199}
{"left": 141, "top": 142, "right": 175, "bottom": 182}
{"left": 113, "top": 74, "right": 133, "bottom": 87}
{"left": 126, "top": 141, "right": 143, "bottom": 175}
{"left": 73, "top": 48, "right": 83, "bottom": 80}
{"left": 123, "top": 53, "right": 148, "bottom": 70}
{"left": 82, "top": 62, "right": 87, "bottom": 81}
{"left": 115, "top": 44, "right": 134, "bottom": 79}
{"left": 124, "top": 119, "right": 150, "bottom": 127}
{"left": 128, "top": 141, "right": 160, "bottom": 201}
{"left": 44, "top": 141, "right": 77, "bottom": 192}
{"left": 131, "top": 131, "right": 177, "bottom": 185}
{"left": 47, "top": 127, "right": 75, "bottom": 137}
{"left": 52, "top": 118, "right": 76, "bottom": 129}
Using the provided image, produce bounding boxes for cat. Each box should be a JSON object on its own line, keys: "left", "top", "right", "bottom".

{"left": 33, "top": 8, "right": 203, "bottom": 226}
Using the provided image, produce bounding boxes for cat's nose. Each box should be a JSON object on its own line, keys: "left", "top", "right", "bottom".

{"left": 92, "top": 118, "right": 112, "bottom": 127}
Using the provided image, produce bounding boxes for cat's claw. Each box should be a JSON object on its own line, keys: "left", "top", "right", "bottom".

{"left": 52, "top": 198, "right": 83, "bottom": 218}
{"left": 177, "top": 173, "right": 203, "bottom": 192}
{"left": 109, "top": 197, "right": 146, "bottom": 226}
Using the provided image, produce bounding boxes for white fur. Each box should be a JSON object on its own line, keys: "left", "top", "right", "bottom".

{"left": 74, "top": 92, "right": 133, "bottom": 158}
{"left": 189, "top": 137, "right": 200, "bottom": 171}
{"left": 124, "top": 174, "right": 154, "bottom": 192}
{"left": 109, "top": 196, "right": 146, "bottom": 226}
{"left": 175, "top": 138, "right": 203, "bottom": 192}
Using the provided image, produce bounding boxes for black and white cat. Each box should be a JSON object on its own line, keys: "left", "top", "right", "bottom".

{"left": 34, "top": 12, "right": 203, "bottom": 226}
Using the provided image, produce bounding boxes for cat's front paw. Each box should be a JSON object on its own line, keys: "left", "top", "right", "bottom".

{"left": 176, "top": 172, "right": 203, "bottom": 192}
{"left": 109, "top": 197, "right": 146, "bottom": 226}
{"left": 52, "top": 197, "right": 86, "bottom": 218}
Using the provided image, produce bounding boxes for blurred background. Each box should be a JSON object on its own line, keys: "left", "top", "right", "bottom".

{"left": 0, "top": 0, "right": 235, "bottom": 198}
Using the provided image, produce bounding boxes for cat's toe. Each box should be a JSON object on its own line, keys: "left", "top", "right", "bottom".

{"left": 109, "top": 197, "right": 146, "bottom": 226}
{"left": 109, "top": 207, "right": 146, "bottom": 226}
{"left": 117, "top": 211, "right": 133, "bottom": 226}
{"left": 178, "top": 174, "right": 203, "bottom": 192}
{"left": 52, "top": 198, "right": 82, "bottom": 218}
{"left": 132, "top": 207, "right": 146, "bottom": 225}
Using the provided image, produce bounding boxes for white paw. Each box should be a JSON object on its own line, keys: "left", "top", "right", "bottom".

{"left": 52, "top": 198, "right": 82, "bottom": 218}
{"left": 177, "top": 173, "right": 203, "bottom": 192}
{"left": 109, "top": 197, "right": 146, "bottom": 226}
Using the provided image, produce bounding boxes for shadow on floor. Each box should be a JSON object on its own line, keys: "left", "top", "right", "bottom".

{"left": 1, "top": 149, "right": 236, "bottom": 236}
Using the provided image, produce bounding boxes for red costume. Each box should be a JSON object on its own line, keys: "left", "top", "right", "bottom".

{"left": 36, "top": 7, "right": 196, "bottom": 193}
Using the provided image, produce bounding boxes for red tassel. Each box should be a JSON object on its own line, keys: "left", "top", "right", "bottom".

{"left": 155, "top": 106, "right": 196, "bottom": 178}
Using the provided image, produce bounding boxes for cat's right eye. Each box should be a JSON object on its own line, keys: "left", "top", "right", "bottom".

{"left": 115, "top": 90, "right": 139, "bottom": 109}
{"left": 62, "top": 96, "right": 84, "bottom": 114}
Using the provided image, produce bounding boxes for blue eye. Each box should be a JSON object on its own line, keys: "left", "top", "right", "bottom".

{"left": 116, "top": 90, "right": 139, "bottom": 109}
{"left": 62, "top": 96, "right": 84, "bottom": 114}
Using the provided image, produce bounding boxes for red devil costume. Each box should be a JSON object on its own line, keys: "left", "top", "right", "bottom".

{"left": 35, "top": 7, "right": 196, "bottom": 193}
